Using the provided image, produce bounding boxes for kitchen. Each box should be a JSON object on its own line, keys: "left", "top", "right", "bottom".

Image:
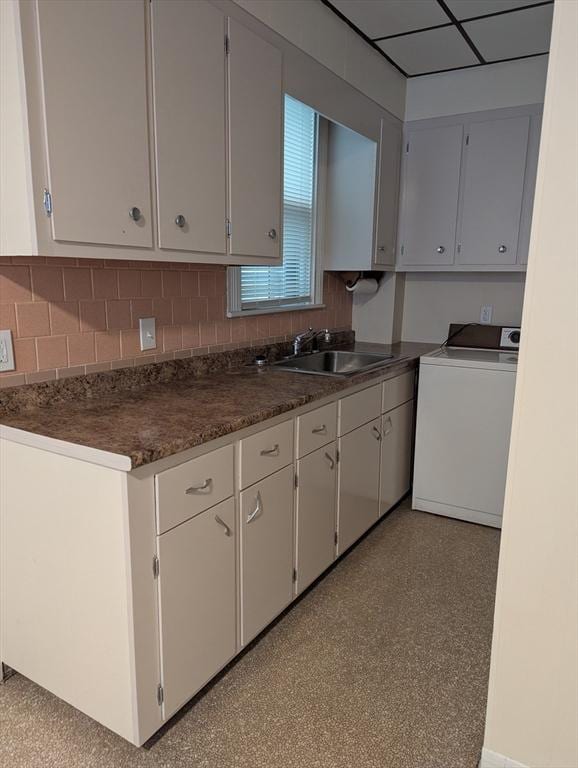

{"left": 0, "top": 1, "right": 576, "bottom": 767}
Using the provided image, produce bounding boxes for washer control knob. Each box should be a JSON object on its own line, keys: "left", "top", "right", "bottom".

{"left": 509, "top": 330, "right": 520, "bottom": 344}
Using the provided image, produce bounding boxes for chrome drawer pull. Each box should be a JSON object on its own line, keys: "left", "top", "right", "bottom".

{"left": 214, "top": 514, "right": 232, "bottom": 537}
{"left": 185, "top": 478, "right": 212, "bottom": 494}
{"left": 324, "top": 452, "right": 335, "bottom": 470}
{"left": 372, "top": 425, "right": 382, "bottom": 441}
{"left": 247, "top": 491, "right": 262, "bottom": 524}
{"left": 312, "top": 425, "right": 327, "bottom": 434}
{"left": 383, "top": 416, "right": 393, "bottom": 436}
{"left": 260, "top": 444, "right": 280, "bottom": 457}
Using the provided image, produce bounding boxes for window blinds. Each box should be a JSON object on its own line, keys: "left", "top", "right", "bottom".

{"left": 240, "top": 96, "right": 316, "bottom": 308}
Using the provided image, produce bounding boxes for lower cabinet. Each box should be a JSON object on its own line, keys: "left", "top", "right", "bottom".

{"left": 240, "top": 464, "right": 294, "bottom": 645}
{"left": 295, "top": 443, "right": 337, "bottom": 594}
{"left": 379, "top": 400, "right": 414, "bottom": 517}
{"left": 157, "top": 497, "right": 237, "bottom": 718}
{"left": 337, "top": 417, "right": 381, "bottom": 555}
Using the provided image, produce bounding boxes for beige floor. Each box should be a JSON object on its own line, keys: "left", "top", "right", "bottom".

{"left": 0, "top": 501, "right": 500, "bottom": 768}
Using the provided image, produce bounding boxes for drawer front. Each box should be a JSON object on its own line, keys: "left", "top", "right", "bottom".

{"left": 382, "top": 371, "right": 415, "bottom": 413}
{"left": 239, "top": 419, "right": 294, "bottom": 489}
{"left": 156, "top": 444, "right": 234, "bottom": 534}
{"left": 338, "top": 383, "right": 381, "bottom": 436}
{"left": 296, "top": 402, "right": 338, "bottom": 458}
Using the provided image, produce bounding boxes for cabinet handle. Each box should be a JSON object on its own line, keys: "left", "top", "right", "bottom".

{"left": 312, "top": 425, "right": 326, "bottom": 434}
{"left": 128, "top": 206, "right": 141, "bottom": 222}
{"left": 214, "top": 514, "right": 232, "bottom": 537}
{"left": 247, "top": 491, "right": 262, "bottom": 524}
{"left": 260, "top": 444, "right": 280, "bottom": 456}
{"left": 185, "top": 478, "right": 212, "bottom": 494}
{"left": 372, "top": 425, "right": 382, "bottom": 441}
{"left": 324, "top": 451, "right": 335, "bottom": 470}
{"left": 383, "top": 416, "right": 393, "bottom": 436}
{"left": 175, "top": 214, "right": 186, "bottom": 228}
{"left": 267, "top": 228, "right": 277, "bottom": 240}
{"left": 498, "top": 244, "right": 507, "bottom": 253}
{"left": 436, "top": 245, "right": 445, "bottom": 254}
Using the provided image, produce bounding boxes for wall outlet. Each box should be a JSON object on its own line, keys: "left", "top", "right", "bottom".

{"left": 480, "top": 305, "right": 493, "bottom": 324}
{"left": 139, "top": 317, "right": 157, "bottom": 351}
{"left": 0, "top": 330, "right": 15, "bottom": 372}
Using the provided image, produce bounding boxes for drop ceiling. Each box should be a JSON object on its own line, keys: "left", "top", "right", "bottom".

{"left": 322, "top": 0, "right": 553, "bottom": 77}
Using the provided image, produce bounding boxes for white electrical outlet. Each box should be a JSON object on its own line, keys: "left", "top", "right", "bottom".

{"left": 139, "top": 317, "right": 157, "bottom": 351}
{"left": 480, "top": 305, "right": 493, "bottom": 324}
{"left": 0, "top": 330, "right": 15, "bottom": 372}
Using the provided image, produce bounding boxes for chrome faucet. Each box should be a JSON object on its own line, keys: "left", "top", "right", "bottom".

{"left": 293, "top": 327, "right": 331, "bottom": 356}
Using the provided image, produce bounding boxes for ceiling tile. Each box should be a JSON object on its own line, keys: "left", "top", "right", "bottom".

{"left": 464, "top": 4, "right": 553, "bottom": 61}
{"left": 330, "top": 0, "right": 449, "bottom": 39}
{"left": 445, "top": 0, "right": 549, "bottom": 22}
{"left": 377, "top": 25, "right": 479, "bottom": 75}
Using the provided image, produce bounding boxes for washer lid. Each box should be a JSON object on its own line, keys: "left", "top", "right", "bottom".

{"left": 420, "top": 347, "right": 518, "bottom": 371}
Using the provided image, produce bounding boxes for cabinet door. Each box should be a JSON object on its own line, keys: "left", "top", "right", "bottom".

{"left": 379, "top": 400, "right": 414, "bottom": 517}
{"left": 337, "top": 418, "right": 381, "bottom": 555}
{"left": 227, "top": 18, "right": 282, "bottom": 261}
{"left": 296, "top": 444, "right": 337, "bottom": 594}
{"left": 374, "top": 118, "right": 402, "bottom": 268}
{"left": 458, "top": 116, "right": 530, "bottom": 266}
{"left": 37, "top": 0, "right": 152, "bottom": 247}
{"left": 151, "top": 0, "right": 226, "bottom": 254}
{"left": 240, "top": 465, "right": 293, "bottom": 645}
{"left": 157, "top": 498, "right": 236, "bottom": 718}
{"left": 399, "top": 124, "right": 463, "bottom": 267}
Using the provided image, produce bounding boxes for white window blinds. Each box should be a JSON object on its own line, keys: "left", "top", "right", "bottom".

{"left": 239, "top": 96, "right": 317, "bottom": 308}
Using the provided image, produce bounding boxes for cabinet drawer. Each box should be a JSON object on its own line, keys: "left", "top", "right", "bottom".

{"left": 296, "top": 402, "right": 337, "bottom": 458}
{"left": 239, "top": 419, "right": 294, "bottom": 489}
{"left": 155, "top": 445, "right": 234, "bottom": 534}
{"left": 338, "top": 384, "right": 381, "bottom": 436}
{"left": 382, "top": 371, "right": 415, "bottom": 413}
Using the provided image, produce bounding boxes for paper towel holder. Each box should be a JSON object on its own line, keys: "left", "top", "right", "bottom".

{"left": 342, "top": 270, "right": 383, "bottom": 291}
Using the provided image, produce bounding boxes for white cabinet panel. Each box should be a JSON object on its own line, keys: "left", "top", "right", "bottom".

{"left": 296, "top": 402, "right": 338, "bottom": 458}
{"left": 379, "top": 400, "right": 414, "bottom": 517}
{"left": 296, "top": 444, "right": 337, "bottom": 593}
{"left": 227, "top": 18, "right": 282, "bottom": 261}
{"left": 37, "top": 0, "right": 152, "bottom": 248}
{"left": 157, "top": 498, "right": 236, "bottom": 718}
{"left": 337, "top": 418, "right": 381, "bottom": 554}
{"left": 151, "top": 0, "right": 226, "bottom": 254}
{"left": 240, "top": 465, "right": 294, "bottom": 645}
{"left": 458, "top": 116, "right": 530, "bottom": 266}
{"left": 374, "top": 118, "right": 402, "bottom": 268}
{"left": 399, "top": 124, "right": 463, "bottom": 266}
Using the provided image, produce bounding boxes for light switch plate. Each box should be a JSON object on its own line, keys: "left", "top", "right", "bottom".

{"left": 139, "top": 317, "right": 157, "bottom": 351}
{"left": 480, "top": 305, "right": 493, "bottom": 324}
{"left": 0, "top": 330, "right": 15, "bottom": 372}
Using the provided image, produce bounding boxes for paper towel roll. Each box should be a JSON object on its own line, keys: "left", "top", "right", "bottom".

{"left": 345, "top": 277, "right": 379, "bottom": 295}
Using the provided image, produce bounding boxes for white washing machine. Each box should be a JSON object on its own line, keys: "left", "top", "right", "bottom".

{"left": 412, "top": 325, "right": 519, "bottom": 528}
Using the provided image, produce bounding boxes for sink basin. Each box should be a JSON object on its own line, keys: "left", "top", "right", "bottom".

{"left": 272, "top": 350, "right": 396, "bottom": 377}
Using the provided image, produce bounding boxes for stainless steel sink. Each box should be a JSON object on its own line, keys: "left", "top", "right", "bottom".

{"left": 272, "top": 350, "right": 397, "bottom": 377}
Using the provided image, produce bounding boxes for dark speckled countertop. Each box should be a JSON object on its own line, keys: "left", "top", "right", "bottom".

{"left": 0, "top": 341, "right": 436, "bottom": 469}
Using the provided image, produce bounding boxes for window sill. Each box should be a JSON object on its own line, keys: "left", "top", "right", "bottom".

{"left": 226, "top": 302, "right": 325, "bottom": 319}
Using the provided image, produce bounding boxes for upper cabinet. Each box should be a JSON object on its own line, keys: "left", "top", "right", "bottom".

{"left": 374, "top": 118, "right": 402, "bottom": 268}
{"left": 36, "top": 0, "right": 153, "bottom": 248}
{"left": 397, "top": 105, "right": 542, "bottom": 272}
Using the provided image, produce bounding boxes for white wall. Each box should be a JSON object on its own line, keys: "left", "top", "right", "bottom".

{"left": 401, "top": 273, "right": 526, "bottom": 343}
{"left": 405, "top": 56, "right": 549, "bottom": 121}
{"left": 481, "top": 2, "right": 578, "bottom": 766}
{"left": 232, "top": 0, "right": 405, "bottom": 120}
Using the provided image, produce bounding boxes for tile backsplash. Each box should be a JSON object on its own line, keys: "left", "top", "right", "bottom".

{"left": 0, "top": 257, "right": 352, "bottom": 387}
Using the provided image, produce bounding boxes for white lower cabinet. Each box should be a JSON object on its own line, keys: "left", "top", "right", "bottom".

{"left": 379, "top": 400, "right": 414, "bottom": 517}
{"left": 295, "top": 443, "right": 337, "bottom": 594}
{"left": 157, "top": 497, "right": 237, "bottom": 718}
{"left": 240, "top": 465, "right": 294, "bottom": 645}
{"left": 337, "top": 417, "right": 382, "bottom": 555}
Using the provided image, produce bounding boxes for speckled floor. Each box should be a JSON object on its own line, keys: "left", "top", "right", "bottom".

{"left": 0, "top": 501, "right": 500, "bottom": 768}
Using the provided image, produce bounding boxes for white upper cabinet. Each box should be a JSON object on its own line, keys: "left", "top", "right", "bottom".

{"left": 457, "top": 116, "right": 529, "bottom": 266}
{"left": 398, "top": 123, "right": 463, "bottom": 267}
{"left": 227, "top": 18, "right": 283, "bottom": 261}
{"left": 36, "top": 0, "right": 152, "bottom": 248}
{"left": 151, "top": 0, "right": 226, "bottom": 255}
{"left": 374, "top": 118, "right": 402, "bottom": 268}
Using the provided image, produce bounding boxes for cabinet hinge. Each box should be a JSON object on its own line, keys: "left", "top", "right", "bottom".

{"left": 43, "top": 188, "right": 52, "bottom": 217}
{"left": 294, "top": 472, "right": 298, "bottom": 489}
{"left": 400, "top": 244, "right": 405, "bottom": 256}
{"left": 292, "top": 568, "right": 297, "bottom": 583}
{"left": 225, "top": 218, "right": 232, "bottom": 238}
{"left": 336, "top": 449, "right": 340, "bottom": 464}
{"left": 465, "top": 134, "right": 470, "bottom": 146}
{"left": 457, "top": 243, "right": 462, "bottom": 254}
{"left": 225, "top": 35, "right": 230, "bottom": 55}
{"left": 152, "top": 554, "right": 159, "bottom": 579}
{"left": 156, "top": 683, "right": 164, "bottom": 706}
{"left": 405, "top": 141, "right": 409, "bottom": 153}
{"left": 334, "top": 531, "right": 338, "bottom": 545}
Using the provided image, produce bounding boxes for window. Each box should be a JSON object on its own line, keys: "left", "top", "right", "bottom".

{"left": 228, "top": 96, "right": 322, "bottom": 315}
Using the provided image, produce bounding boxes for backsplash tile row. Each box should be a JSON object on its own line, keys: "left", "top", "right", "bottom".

{"left": 0, "top": 257, "right": 352, "bottom": 387}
